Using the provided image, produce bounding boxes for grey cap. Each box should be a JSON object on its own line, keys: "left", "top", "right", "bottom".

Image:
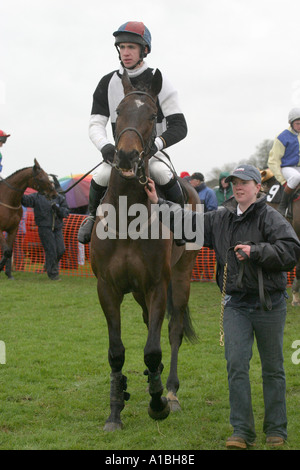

{"left": 225, "top": 164, "right": 261, "bottom": 184}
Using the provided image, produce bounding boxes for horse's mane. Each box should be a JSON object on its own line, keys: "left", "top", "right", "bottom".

{"left": 5, "top": 167, "right": 32, "bottom": 179}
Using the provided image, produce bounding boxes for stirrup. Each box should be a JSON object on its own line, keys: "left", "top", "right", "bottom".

{"left": 78, "top": 216, "right": 95, "bottom": 244}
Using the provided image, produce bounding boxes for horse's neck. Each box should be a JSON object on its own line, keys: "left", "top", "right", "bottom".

{"left": 7, "top": 168, "right": 32, "bottom": 192}
{"left": 2, "top": 168, "right": 32, "bottom": 203}
{"left": 269, "top": 176, "right": 280, "bottom": 186}
{"left": 105, "top": 174, "right": 150, "bottom": 217}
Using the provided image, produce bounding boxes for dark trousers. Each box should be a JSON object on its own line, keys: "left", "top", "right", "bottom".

{"left": 38, "top": 226, "right": 65, "bottom": 279}
{"left": 223, "top": 299, "right": 287, "bottom": 443}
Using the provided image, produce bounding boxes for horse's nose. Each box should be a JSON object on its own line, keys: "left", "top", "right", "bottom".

{"left": 116, "top": 149, "right": 140, "bottom": 170}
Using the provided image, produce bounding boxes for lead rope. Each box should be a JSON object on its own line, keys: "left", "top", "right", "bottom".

{"left": 219, "top": 260, "right": 228, "bottom": 347}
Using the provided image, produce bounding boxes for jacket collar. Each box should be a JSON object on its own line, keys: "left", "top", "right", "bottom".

{"left": 223, "top": 192, "right": 266, "bottom": 215}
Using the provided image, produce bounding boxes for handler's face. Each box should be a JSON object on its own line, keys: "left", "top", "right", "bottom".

{"left": 232, "top": 178, "right": 261, "bottom": 207}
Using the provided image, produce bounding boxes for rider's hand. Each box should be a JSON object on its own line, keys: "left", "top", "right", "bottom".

{"left": 101, "top": 144, "right": 115, "bottom": 163}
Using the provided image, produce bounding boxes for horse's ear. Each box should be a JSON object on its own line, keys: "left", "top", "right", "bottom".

{"left": 33, "top": 158, "right": 41, "bottom": 171}
{"left": 151, "top": 69, "right": 162, "bottom": 97}
{"left": 260, "top": 170, "right": 267, "bottom": 178}
{"left": 122, "top": 69, "right": 134, "bottom": 95}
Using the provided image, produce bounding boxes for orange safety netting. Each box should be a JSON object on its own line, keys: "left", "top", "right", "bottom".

{"left": 4, "top": 210, "right": 296, "bottom": 286}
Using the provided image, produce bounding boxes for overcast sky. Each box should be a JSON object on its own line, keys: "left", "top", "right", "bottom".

{"left": 1, "top": 0, "right": 300, "bottom": 181}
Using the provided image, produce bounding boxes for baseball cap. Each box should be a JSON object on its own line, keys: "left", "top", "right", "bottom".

{"left": 225, "top": 165, "right": 261, "bottom": 184}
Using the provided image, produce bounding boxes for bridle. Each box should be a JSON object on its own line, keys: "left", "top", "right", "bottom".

{"left": 114, "top": 91, "right": 158, "bottom": 185}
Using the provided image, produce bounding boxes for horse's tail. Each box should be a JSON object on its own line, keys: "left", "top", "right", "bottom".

{"left": 166, "top": 283, "right": 198, "bottom": 343}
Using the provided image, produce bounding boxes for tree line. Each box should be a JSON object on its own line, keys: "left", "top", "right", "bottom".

{"left": 207, "top": 139, "right": 273, "bottom": 187}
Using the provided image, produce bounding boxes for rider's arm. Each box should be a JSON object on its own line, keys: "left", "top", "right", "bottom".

{"left": 268, "top": 137, "right": 286, "bottom": 184}
{"left": 157, "top": 74, "right": 187, "bottom": 149}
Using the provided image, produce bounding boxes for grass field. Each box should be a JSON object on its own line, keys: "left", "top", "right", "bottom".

{"left": 0, "top": 272, "right": 299, "bottom": 451}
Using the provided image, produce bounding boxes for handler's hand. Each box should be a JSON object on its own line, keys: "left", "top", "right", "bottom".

{"left": 234, "top": 244, "right": 251, "bottom": 261}
{"left": 144, "top": 178, "right": 159, "bottom": 204}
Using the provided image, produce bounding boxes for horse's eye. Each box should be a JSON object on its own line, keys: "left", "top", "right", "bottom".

{"left": 151, "top": 114, "right": 157, "bottom": 121}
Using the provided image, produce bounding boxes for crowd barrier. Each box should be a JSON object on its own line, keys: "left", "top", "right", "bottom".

{"left": 6, "top": 209, "right": 296, "bottom": 286}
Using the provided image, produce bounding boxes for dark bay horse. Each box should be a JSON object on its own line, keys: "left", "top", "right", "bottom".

{"left": 0, "top": 159, "right": 57, "bottom": 278}
{"left": 91, "top": 70, "right": 201, "bottom": 431}
{"left": 260, "top": 168, "right": 300, "bottom": 306}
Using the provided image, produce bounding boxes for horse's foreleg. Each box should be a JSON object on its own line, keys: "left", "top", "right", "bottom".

{"left": 292, "top": 262, "right": 300, "bottom": 306}
{"left": 166, "top": 257, "right": 198, "bottom": 411}
{"left": 5, "top": 257, "right": 14, "bottom": 280}
{"left": 144, "top": 285, "right": 170, "bottom": 421}
{"left": 98, "top": 280, "right": 127, "bottom": 431}
{"left": 0, "top": 231, "right": 16, "bottom": 278}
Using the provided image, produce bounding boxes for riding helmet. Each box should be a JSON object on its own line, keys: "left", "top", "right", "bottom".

{"left": 288, "top": 107, "right": 300, "bottom": 124}
{"left": 113, "top": 21, "right": 152, "bottom": 54}
{"left": 0, "top": 130, "right": 10, "bottom": 143}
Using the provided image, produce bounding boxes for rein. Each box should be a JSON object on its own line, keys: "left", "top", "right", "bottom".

{"left": 0, "top": 201, "right": 22, "bottom": 210}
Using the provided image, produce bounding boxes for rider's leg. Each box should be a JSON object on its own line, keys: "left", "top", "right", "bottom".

{"left": 149, "top": 153, "right": 183, "bottom": 205}
{"left": 279, "top": 167, "right": 300, "bottom": 217}
{"left": 149, "top": 153, "right": 185, "bottom": 245}
{"left": 78, "top": 164, "right": 111, "bottom": 244}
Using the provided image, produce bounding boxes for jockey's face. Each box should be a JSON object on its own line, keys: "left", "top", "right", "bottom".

{"left": 119, "top": 42, "right": 143, "bottom": 69}
{"left": 292, "top": 119, "right": 300, "bottom": 133}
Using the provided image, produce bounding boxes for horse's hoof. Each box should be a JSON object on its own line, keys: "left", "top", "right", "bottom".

{"left": 168, "top": 399, "right": 181, "bottom": 412}
{"left": 292, "top": 301, "right": 300, "bottom": 307}
{"left": 148, "top": 396, "right": 170, "bottom": 420}
{"left": 167, "top": 391, "right": 181, "bottom": 412}
{"left": 103, "top": 421, "right": 123, "bottom": 432}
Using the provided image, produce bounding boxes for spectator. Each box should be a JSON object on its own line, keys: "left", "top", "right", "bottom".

{"left": 0, "top": 129, "right": 10, "bottom": 174}
{"left": 21, "top": 189, "right": 69, "bottom": 281}
{"left": 180, "top": 171, "right": 190, "bottom": 179}
{"left": 214, "top": 171, "right": 233, "bottom": 206}
{"left": 189, "top": 172, "right": 218, "bottom": 212}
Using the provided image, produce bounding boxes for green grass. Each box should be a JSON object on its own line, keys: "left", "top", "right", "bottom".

{"left": 0, "top": 272, "right": 299, "bottom": 450}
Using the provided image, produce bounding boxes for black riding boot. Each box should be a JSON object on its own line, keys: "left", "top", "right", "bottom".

{"left": 278, "top": 188, "right": 293, "bottom": 217}
{"left": 160, "top": 178, "right": 185, "bottom": 246}
{"left": 78, "top": 180, "right": 107, "bottom": 244}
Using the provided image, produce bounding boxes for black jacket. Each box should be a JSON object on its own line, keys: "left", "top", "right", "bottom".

{"left": 204, "top": 193, "right": 300, "bottom": 296}
{"left": 21, "top": 193, "right": 69, "bottom": 229}
{"left": 157, "top": 193, "right": 300, "bottom": 297}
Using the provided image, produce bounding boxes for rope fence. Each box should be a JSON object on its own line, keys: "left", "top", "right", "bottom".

{"left": 5, "top": 209, "right": 296, "bottom": 286}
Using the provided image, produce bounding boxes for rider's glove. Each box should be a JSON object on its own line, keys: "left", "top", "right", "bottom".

{"left": 101, "top": 144, "right": 115, "bottom": 163}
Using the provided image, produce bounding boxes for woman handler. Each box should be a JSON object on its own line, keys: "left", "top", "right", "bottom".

{"left": 145, "top": 164, "right": 300, "bottom": 449}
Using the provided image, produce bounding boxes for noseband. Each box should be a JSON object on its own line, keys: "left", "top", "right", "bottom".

{"left": 114, "top": 91, "right": 158, "bottom": 184}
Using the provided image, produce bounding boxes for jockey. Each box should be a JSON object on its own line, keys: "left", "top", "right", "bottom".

{"left": 78, "top": 21, "right": 188, "bottom": 244}
{"left": 268, "top": 108, "right": 300, "bottom": 216}
{"left": 0, "top": 130, "right": 10, "bottom": 174}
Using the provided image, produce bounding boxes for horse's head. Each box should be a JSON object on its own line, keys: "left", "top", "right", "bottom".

{"left": 31, "top": 159, "right": 58, "bottom": 198}
{"left": 259, "top": 168, "right": 278, "bottom": 194}
{"left": 114, "top": 69, "right": 162, "bottom": 180}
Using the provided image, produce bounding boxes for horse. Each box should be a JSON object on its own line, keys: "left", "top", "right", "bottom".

{"left": 90, "top": 70, "right": 201, "bottom": 431}
{"left": 260, "top": 168, "right": 300, "bottom": 306}
{"left": 0, "top": 159, "right": 57, "bottom": 279}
